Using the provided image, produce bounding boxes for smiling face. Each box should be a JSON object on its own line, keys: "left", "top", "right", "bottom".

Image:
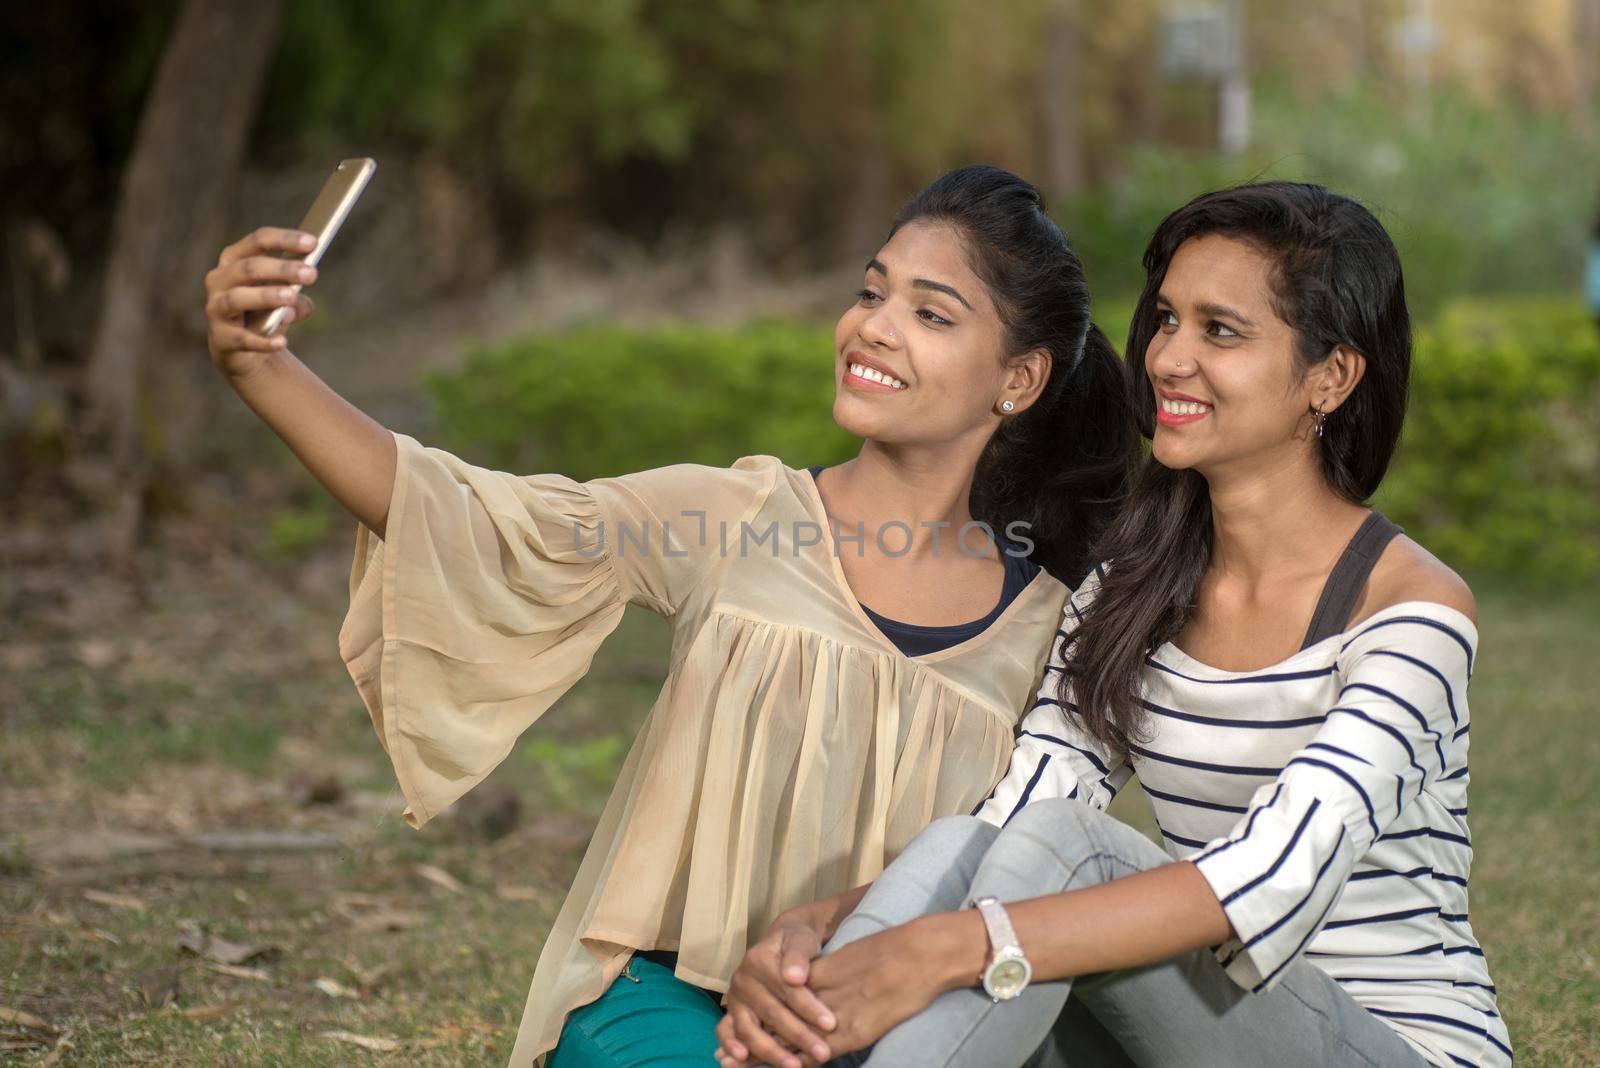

{"left": 831, "top": 220, "right": 1043, "bottom": 446}
{"left": 1144, "top": 234, "right": 1334, "bottom": 480}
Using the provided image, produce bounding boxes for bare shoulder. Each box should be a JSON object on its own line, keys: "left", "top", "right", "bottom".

{"left": 1359, "top": 533, "right": 1478, "bottom": 626}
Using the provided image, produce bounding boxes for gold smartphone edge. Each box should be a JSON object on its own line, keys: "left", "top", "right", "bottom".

{"left": 248, "top": 158, "right": 377, "bottom": 337}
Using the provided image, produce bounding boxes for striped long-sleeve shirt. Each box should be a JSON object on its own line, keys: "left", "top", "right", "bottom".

{"left": 975, "top": 569, "right": 1509, "bottom": 1068}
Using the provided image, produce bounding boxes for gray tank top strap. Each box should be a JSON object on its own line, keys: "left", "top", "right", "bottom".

{"left": 1299, "top": 511, "right": 1405, "bottom": 650}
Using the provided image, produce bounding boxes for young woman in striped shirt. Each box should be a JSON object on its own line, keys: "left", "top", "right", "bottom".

{"left": 718, "top": 183, "right": 1508, "bottom": 1068}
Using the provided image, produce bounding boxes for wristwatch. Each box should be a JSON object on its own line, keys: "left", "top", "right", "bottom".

{"left": 971, "top": 896, "right": 1032, "bottom": 1001}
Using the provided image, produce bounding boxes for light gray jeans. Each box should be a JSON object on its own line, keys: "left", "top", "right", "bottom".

{"left": 821, "top": 800, "right": 1430, "bottom": 1068}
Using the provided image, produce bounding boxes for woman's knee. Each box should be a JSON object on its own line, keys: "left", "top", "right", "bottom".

{"left": 923, "top": 813, "right": 1003, "bottom": 850}
{"left": 889, "top": 814, "right": 1001, "bottom": 873}
{"left": 978, "top": 801, "right": 1163, "bottom": 896}
{"left": 998, "top": 798, "right": 1104, "bottom": 857}
{"left": 828, "top": 816, "right": 1000, "bottom": 952}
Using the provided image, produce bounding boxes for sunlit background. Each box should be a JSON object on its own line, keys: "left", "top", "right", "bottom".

{"left": 2, "top": 2, "right": 1596, "bottom": 1064}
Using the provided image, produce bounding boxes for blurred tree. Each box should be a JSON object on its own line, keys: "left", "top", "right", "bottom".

{"left": 1576, "top": 0, "right": 1600, "bottom": 130}
{"left": 1040, "top": 0, "right": 1087, "bottom": 200}
{"left": 83, "top": 0, "right": 283, "bottom": 560}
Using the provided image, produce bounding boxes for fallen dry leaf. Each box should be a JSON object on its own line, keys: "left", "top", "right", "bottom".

{"left": 40, "top": 909, "right": 121, "bottom": 945}
{"left": 413, "top": 863, "right": 466, "bottom": 894}
{"left": 181, "top": 1001, "right": 243, "bottom": 1022}
{"left": 176, "top": 929, "right": 279, "bottom": 965}
{"left": 320, "top": 1030, "right": 403, "bottom": 1052}
{"left": 344, "top": 907, "right": 423, "bottom": 934}
{"left": 332, "top": 891, "right": 382, "bottom": 908}
{"left": 205, "top": 962, "right": 271, "bottom": 982}
{"left": 312, "top": 977, "right": 362, "bottom": 1000}
{"left": 0, "top": 1004, "right": 57, "bottom": 1033}
{"left": 38, "top": 1032, "right": 74, "bottom": 1067}
{"left": 345, "top": 960, "right": 393, "bottom": 989}
{"left": 81, "top": 888, "right": 146, "bottom": 912}
{"left": 495, "top": 884, "right": 541, "bottom": 902}
{"left": 74, "top": 638, "right": 117, "bottom": 668}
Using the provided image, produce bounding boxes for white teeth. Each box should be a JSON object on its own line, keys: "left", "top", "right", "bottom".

{"left": 1160, "top": 398, "right": 1211, "bottom": 416}
{"left": 849, "top": 363, "right": 906, "bottom": 389}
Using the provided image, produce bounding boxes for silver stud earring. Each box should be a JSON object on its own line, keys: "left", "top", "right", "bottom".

{"left": 1000, "top": 400, "right": 1015, "bottom": 413}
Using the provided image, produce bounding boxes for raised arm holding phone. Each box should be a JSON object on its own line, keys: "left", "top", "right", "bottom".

{"left": 204, "top": 159, "right": 394, "bottom": 536}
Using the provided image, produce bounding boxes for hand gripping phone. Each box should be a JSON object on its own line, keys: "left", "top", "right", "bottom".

{"left": 245, "top": 157, "right": 376, "bottom": 336}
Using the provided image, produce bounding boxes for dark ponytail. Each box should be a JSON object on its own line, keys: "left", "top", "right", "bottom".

{"left": 888, "top": 166, "right": 1138, "bottom": 585}
{"left": 1063, "top": 181, "right": 1412, "bottom": 753}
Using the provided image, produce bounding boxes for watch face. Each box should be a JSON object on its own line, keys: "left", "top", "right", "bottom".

{"left": 987, "top": 957, "right": 1029, "bottom": 999}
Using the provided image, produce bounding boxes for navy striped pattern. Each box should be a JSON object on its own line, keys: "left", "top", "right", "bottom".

{"left": 973, "top": 572, "right": 1507, "bottom": 1068}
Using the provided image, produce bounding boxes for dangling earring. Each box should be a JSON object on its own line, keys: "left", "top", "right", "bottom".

{"left": 1000, "top": 400, "right": 1015, "bottom": 413}
{"left": 1311, "top": 401, "right": 1328, "bottom": 438}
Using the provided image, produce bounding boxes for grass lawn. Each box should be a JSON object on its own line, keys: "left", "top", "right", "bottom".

{"left": 2, "top": 550, "right": 1595, "bottom": 1065}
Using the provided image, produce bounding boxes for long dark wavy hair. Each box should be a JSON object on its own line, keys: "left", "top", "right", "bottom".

{"left": 1062, "top": 181, "right": 1413, "bottom": 753}
{"left": 887, "top": 165, "right": 1138, "bottom": 585}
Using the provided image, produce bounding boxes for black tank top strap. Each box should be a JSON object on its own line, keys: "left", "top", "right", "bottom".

{"left": 1299, "top": 511, "right": 1405, "bottom": 650}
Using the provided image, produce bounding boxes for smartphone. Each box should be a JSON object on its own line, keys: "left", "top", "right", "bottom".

{"left": 245, "top": 157, "right": 376, "bottom": 336}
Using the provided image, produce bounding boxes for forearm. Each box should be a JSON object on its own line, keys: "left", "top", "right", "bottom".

{"left": 226, "top": 348, "right": 397, "bottom": 536}
{"left": 922, "top": 861, "right": 1233, "bottom": 992}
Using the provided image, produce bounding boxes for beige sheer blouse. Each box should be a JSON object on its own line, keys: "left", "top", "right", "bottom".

{"left": 338, "top": 432, "right": 1069, "bottom": 1065}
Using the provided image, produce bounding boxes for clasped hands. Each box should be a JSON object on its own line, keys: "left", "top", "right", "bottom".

{"left": 714, "top": 906, "right": 984, "bottom": 1068}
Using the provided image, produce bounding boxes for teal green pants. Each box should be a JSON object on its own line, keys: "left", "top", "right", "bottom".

{"left": 547, "top": 956, "right": 723, "bottom": 1067}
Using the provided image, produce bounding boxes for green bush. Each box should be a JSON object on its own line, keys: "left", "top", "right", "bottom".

{"left": 1377, "top": 297, "right": 1600, "bottom": 582}
{"left": 427, "top": 321, "right": 857, "bottom": 481}
{"left": 429, "top": 302, "right": 1600, "bottom": 582}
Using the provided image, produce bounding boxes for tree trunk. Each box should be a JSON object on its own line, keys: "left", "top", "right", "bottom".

{"left": 1576, "top": 0, "right": 1600, "bottom": 131}
{"left": 83, "top": 0, "right": 283, "bottom": 561}
{"left": 1039, "top": 0, "right": 1086, "bottom": 202}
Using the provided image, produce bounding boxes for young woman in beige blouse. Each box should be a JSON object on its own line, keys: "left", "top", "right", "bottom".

{"left": 202, "top": 165, "right": 1136, "bottom": 1066}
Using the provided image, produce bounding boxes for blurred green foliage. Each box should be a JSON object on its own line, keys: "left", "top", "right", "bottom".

{"left": 0, "top": 835, "right": 30, "bottom": 877}
{"left": 1375, "top": 296, "right": 1600, "bottom": 581}
{"left": 1061, "top": 86, "right": 1600, "bottom": 312}
{"left": 518, "top": 734, "right": 630, "bottom": 811}
{"left": 262, "top": 502, "right": 337, "bottom": 560}
{"left": 258, "top": 0, "right": 1033, "bottom": 246}
{"left": 430, "top": 300, "right": 1600, "bottom": 583}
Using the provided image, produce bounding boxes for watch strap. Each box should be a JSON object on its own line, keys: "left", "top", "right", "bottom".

{"left": 974, "top": 896, "right": 1021, "bottom": 956}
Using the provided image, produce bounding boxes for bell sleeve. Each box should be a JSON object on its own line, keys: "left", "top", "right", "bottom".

{"left": 337, "top": 432, "right": 775, "bottom": 827}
